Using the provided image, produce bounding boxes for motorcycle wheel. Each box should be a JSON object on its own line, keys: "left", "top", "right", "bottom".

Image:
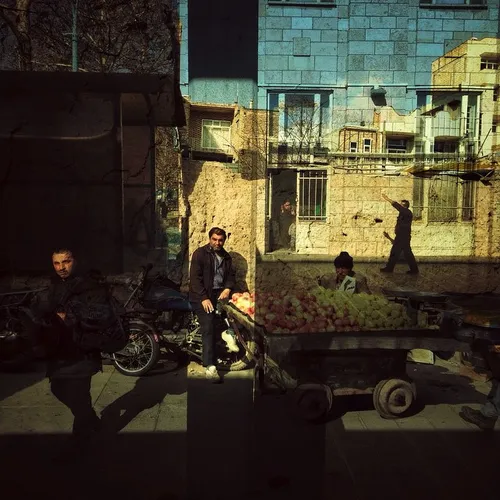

{"left": 112, "top": 326, "right": 160, "bottom": 376}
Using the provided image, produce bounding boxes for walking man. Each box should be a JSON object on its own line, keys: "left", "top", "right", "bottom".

{"left": 189, "top": 227, "right": 236, "bottom": 382}
{"left": 380, "top": 194, "right": 419, "bottom": 275}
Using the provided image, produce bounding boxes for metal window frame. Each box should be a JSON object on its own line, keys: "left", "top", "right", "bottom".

{"left": 297, "top": 170, "right": 327, "bottom": 222}
{"left": 413, "top": 177, "right": 476, "bottom": 223}
{"left": 201, "top": 118, "right": 231, "bottom": 151}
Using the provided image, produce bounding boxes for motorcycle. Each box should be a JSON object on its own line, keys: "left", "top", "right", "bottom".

{"left": 109, "top": 264, "right": 256, "bottom": 377}
{"left": 0, "top": 287, "right": 48, "bottom": 370}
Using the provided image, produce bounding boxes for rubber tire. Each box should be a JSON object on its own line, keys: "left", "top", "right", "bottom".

{"left": 293, "top": 384, "right": 333, "bottom": 423}
{"left": 112, "top": 327, "right": 160, "bottom": 377}
{"left": 373, "top": 378, "right": 416, "bottom": 419}
{"left": 223, "top": 339, "right": 257, "bottom": 372}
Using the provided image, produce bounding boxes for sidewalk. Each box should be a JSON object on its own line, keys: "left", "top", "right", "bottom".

{"left": 0, "top": 358, "right": 499, "bottom": 500}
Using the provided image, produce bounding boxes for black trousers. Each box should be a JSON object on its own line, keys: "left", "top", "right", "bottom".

{"left": 385, "top": 236, "right": 418, "bottom": 272}
{"left": 50, "top": 376, "right": 100, "bottom": 438}
{"left": 192, "top": 290, "right": 222, "bottom": 368}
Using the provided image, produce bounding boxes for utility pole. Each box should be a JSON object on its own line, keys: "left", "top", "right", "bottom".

{"left": 71, "top": 0, "right": 78, "bottom": 71}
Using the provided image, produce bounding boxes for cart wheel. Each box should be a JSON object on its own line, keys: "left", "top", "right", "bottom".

{"left": 373, "top": 379, "right": 416, "bottom": 419}
{"left": 293, "top": 384, "right": 333, "bottom": 423}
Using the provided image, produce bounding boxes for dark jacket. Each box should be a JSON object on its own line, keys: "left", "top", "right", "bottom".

{"left": 189, "top": 244, "right": 236, "bottom": 303}
{"left": 392, "top": 202, "right": 413, "bottom": 239}
{"left": 32, "top": 272, "right": 108, "bottom": 379}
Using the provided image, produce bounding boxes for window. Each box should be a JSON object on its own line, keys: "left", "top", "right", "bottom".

{"left": 494, "top": 86, "right": 499, "bottom": 102}
{"left": 268, "top": 91, "right": 332, "bottom": 152}
{"left": 481, "top": 58, "right": 500, "bottom": 70}
{"left": 413, "top": 178, "right": 424, "bottom": 220}
{"left": 428, "top": 178, "right": 458, "bottom": 222}
{"left": 298, "top": 170, "right": 327, "bottom": 221}
{"left": 201, "top": 119, "right": 231, "bottom": 152}
{"left": 462, "top": 181, "right": 474, "bottom": 221}
{"left": 493, "top": 119, "right": 499, "bottom": 133}
{"left": 350, "top": 141, "right": 358, "bottom": 153}
{"left": 364, "top": 138, "right": 372, "bottom": 153}
{"left": 412, "top": 177, "right": 474, "bottom": 222}
{"left": 433, "top": 140, "right": 458, "bottom": 153}
{"left": 386, "top": 138, "right": 408, "bottom": 153}
{"left": 420, "top": 0, "right": 486, "bottom": 6}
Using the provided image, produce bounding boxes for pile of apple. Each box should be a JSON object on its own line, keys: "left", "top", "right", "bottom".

{"left": 310, "top": 287, "right": 413, "bottom": 330}
{"left": 230, "top": 290, "right": 360, "bottom": 334}
{"left": 230, "top": 288, "right": 417, "bottom": 334}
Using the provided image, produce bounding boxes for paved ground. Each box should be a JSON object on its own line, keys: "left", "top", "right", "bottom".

{"left": 1, "top": 358, "right": 499, "bottom": 500}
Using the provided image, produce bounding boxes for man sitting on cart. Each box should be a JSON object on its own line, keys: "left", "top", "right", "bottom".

{"left": 319, "top": 251, "right": 370, "bottom": 294}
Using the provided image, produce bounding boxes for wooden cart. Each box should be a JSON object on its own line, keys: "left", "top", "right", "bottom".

{"left": 224, "top": 303, "right": 470, "bottom": 422}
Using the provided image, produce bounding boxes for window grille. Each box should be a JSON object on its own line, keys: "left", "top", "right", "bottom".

{"left": 428, "top": 178, "right": 459, "bottom": 222}
{"left": 412, "top": 178, "right": 424, "bottom": 220}
{"left": 298, "top": 170, "right": 327, "bottom": 221}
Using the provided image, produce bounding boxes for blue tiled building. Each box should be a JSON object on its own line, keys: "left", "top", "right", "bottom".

{"left": 179, "top": 0, "right": 500, "bottom": 258}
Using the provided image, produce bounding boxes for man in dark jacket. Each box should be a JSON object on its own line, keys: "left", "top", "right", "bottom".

{"left": 189, "top": 227, "right": 236, "bottom": 382}
{"left": 32, "top": 248, "right": 105, "bottom": 454}
{"left": 380, "top": 194, "right": 419, "bottom": 275}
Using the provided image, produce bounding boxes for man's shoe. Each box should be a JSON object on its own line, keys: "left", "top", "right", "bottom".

{"left": 459, "top": 406, "right": 497, "bottom": 430}
{"left": 205, "top": 365, "right": 222, "bottom": 383}
{"left": 221, "top": 329, "right": 240, "bottom": 353}
{"left": 380, "top": 267, "right": 393, "bottom": 273}
{"left": 407, "top": 270, "right": 419, "bottom": 275}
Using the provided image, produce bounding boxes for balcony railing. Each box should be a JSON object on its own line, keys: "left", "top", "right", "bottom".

{"left": 267, "top": 140, "right": 474, "bottom": 172}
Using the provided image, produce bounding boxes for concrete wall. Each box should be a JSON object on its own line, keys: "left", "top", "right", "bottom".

{"left": 181, "top": 0, "right": 259, "bottom": 106}
{"left": 180, "top": 160, "right": 257, "bottom": 292}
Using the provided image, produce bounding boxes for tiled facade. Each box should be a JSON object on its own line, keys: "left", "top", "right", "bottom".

{"left": 178, "top": 0, "right": 500, "bottom": 263}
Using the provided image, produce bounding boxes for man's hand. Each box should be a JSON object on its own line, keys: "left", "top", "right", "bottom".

{"left": 383, "top": 231, "right": 394, "bottom": 244}
{"left": 56, "top": 312, "right": 66, "bottom": 321}
{"left": 201, "top": 299, "right": 214, "bottom": 313}
{"left": 218, "top": 288, "right": 231, "bottom": 301}
{"left": 382, "top": 193, "right": 392, "bottom": 204}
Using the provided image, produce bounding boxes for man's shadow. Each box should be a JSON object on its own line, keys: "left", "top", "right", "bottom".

{"left": 100, "top": 371, "right": 186, "bottom": 433}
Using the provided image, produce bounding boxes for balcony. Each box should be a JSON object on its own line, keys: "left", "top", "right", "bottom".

{"left": 188, "top": 137, "right": 235, "bottom": 162}
{"left": 267, "top": 140, "right": 331, "bottom": 166}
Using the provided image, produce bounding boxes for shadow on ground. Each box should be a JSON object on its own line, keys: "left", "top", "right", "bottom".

{"left": 1, "top": 362, "right": 500, "bottom": 500}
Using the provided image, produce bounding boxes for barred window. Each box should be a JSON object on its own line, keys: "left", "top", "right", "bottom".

{"left": 413, "top": 178, "right": 424, "bottom": 220}
{"left": 462, "top": 181, "right": 474, "bottom": 221}
{"left": 428, "top": 178, "right": 458, "bottom": 222}
{"left": 412, "top": 177, "right": 474, "bottom": 222}
{"left": 298, "top": 170, "right": 327, "bottom": 221}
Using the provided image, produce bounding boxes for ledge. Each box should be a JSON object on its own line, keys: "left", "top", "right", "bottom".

{"left": 268, "top": 1, "right": 336, "bottom": 7}
{"left": 419, "top": 4, "right": 487, "bottom": 9}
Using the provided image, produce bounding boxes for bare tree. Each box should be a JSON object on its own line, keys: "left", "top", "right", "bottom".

{"left": 0, "top": 0, "right": 177, "bottom": 73}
